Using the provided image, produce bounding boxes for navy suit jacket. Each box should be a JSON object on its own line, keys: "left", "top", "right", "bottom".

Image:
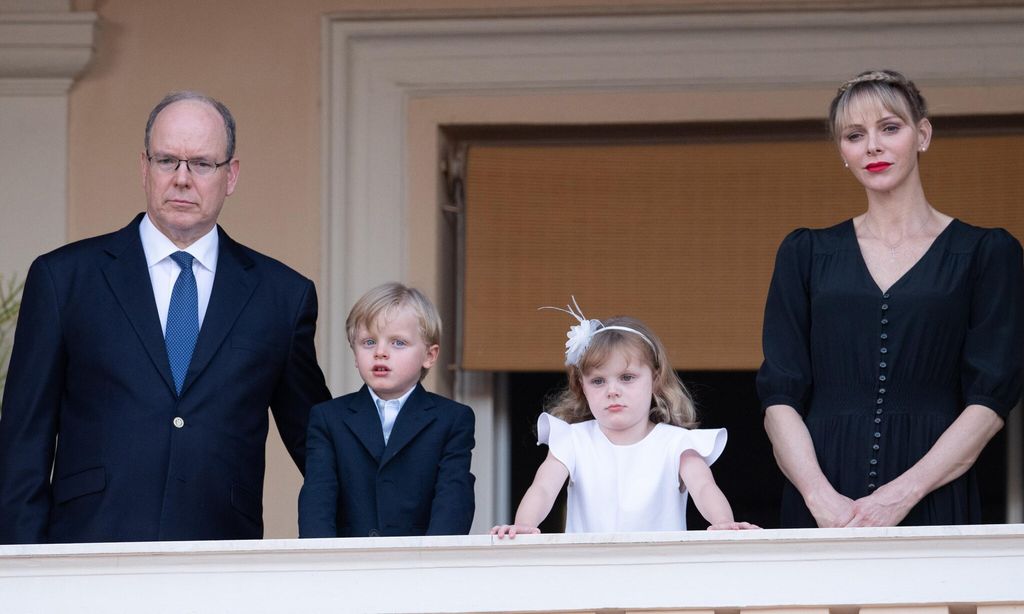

{"left": 298, "top": 384, "right": 475, "bottom": 537}
{"left": 0, "top": 214, "right": 331, "bottom": 544}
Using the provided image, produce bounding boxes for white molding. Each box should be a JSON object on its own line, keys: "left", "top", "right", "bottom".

{"left": 0, "top": 7, "right": 96, "bottom": 282}
{"left": 322, "top": 7, "right": 1024, "bottom": 394}
{"left": 3, "top": 526, "right": 1024, "bottom": 612}
{"left": 0, "top": 11, "right": 96, "bottom": 88}
{"left": 456, "top": 370, "right": 498, "bottom": 532}
{"left": 0, "top": 1, "right": 69, "bottom": 11}
{"left": 0, "top": 77, "right": 71, "bottom": 95}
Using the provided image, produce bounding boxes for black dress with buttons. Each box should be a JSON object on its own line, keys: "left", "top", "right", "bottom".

{"left": 757, "top": 219, "right": 1024, "bottom": 527}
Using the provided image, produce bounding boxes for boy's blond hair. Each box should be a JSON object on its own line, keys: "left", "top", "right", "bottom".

{"left": 346, "top": 282, "right": 442, "bottom": 380}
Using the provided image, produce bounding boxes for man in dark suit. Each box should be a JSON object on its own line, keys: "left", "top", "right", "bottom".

{"left": 0, "top": 92, "right": 331, "bottom": 544}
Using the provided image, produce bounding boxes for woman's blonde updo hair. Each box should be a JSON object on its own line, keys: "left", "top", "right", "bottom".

{"left": 828, "top": 69, "right": 928, "bottom": 141}
{"left": 544, "top": 316, "right": 698, "bottom": 428}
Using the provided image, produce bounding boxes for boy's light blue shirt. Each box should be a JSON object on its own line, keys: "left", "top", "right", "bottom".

{"left": 366, "top": 385, "right": 415, "bottom": 444}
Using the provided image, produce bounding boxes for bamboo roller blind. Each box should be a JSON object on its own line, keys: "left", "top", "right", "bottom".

{"left": 462, "top": 133, "right": 1024, "bottom": 372}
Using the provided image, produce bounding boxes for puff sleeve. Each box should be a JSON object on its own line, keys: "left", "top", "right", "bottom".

{"left": 537, "top": 413, "right": 575, "bottom": 478}
{"left": 961, "top": 229, "right": 1024, "bottom": 417}
{"left": 756, "top": 229, "right": 815, "bottom": 414}
{"left": 675, "top": 427, "right": 728, "bottom": 467}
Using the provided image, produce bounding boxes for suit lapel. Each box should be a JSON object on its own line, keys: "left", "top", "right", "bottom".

{"left": 342, "top": 386, "right": 386, "bottom": 462}
{"left": 381, "top": 384, "right": 436, "bottom": 467}
{"left": 101, "top": 215, "right": 177, "bottom": 395}
{"left": 179, "top": 227, "right": 258, "bottom": 396}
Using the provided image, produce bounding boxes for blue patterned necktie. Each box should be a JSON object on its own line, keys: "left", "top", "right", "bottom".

{"left": 165, "top": 251, "right": 199, "bottom": 395}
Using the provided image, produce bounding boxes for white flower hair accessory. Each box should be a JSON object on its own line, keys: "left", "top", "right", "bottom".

{"left": 540, "top": 296, "right": 656, "bottom": 367}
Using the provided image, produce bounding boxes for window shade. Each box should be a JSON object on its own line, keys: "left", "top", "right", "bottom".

{"left": 462, "top": 133, "right": 1024, "bottom": 371}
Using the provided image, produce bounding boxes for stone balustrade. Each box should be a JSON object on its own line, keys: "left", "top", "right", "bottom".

{"left": 3, "top": 525, "right": 1024, "bottom": 613}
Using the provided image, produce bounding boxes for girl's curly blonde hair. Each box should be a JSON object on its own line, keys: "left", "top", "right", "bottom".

{"left": 544, "top": 316, "right": 697, "bottom": 428}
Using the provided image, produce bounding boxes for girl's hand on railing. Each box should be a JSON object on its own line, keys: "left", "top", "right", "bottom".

{"left": 707, "top": 521, "right": 761, "bottom": 530}
{"left": 490, "top": 524, "right": 541, "bottom": 539}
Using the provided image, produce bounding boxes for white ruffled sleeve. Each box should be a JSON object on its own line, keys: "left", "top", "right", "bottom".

{"left": 675, "top": 427, "right": 727, "bottom": 467}
{"left": 537, "top": 413, "right": 575, "bottom": 478}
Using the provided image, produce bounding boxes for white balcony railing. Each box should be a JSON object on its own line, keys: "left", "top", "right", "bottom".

{"left": 3, "top": 525, "right": 1024, "bottom": 613}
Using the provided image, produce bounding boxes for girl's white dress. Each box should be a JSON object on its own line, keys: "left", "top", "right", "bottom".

{"left": 538, "top": 413, "right": 726, "bottom": 532}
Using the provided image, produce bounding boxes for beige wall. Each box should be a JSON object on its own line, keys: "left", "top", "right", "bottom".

{"left": 69, "top": 0, "right": 1012, "bottom": 262}
{"left": 70, "top": 0, "right": 807, "bottom": 256}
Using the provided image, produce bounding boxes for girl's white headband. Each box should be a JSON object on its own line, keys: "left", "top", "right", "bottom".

{"left": 540, "top": 296, "right": 656, "bottom": 367}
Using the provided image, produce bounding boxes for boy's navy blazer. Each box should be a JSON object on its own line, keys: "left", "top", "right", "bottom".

{"left": 0, "top": 214, "right": 331, "bottom": 544}
{"left": 298, "top": 383, "right": 475, "bottom": 537}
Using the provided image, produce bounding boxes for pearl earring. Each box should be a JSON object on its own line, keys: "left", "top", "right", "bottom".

{"left": 843, "top": 160, "right": 849, "bottom": 168}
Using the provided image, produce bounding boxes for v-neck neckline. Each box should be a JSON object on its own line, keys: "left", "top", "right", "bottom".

{"left": 848, "top": 217, "right": 958, "bottom": 295}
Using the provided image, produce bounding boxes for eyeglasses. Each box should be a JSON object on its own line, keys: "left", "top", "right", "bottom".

{"left": 147, "top": 154, "right": 231, "bottom": 177}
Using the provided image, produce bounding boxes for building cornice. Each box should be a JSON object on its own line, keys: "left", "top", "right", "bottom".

{"left": 0, "top": 10, "right": 97, "bottom": 94}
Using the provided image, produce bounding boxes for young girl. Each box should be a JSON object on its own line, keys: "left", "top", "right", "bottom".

{"left": 491, "top": 299, "right": 758, "bottom": 536}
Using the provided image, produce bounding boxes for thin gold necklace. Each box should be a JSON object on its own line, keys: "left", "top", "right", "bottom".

{"left": 863, "top": 212, "right": 933, "bottom": 259}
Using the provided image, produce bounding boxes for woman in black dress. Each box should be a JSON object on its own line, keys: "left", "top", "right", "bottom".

{"left": 758, "top": 69, "right": 1024, "bottom": 528}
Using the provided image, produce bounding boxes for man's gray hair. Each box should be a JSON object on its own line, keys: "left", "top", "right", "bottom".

{"left": 144, "top": 91, "right": 236, "bottom": 160}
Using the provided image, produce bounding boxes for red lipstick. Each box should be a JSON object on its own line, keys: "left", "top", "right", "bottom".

{"left": 866, "top": 162, "right": 892, "bottom": 173}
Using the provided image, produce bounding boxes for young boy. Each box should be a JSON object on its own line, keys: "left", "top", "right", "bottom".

{"left": 298, "top": 282, "right": 475, "bottom": 537}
